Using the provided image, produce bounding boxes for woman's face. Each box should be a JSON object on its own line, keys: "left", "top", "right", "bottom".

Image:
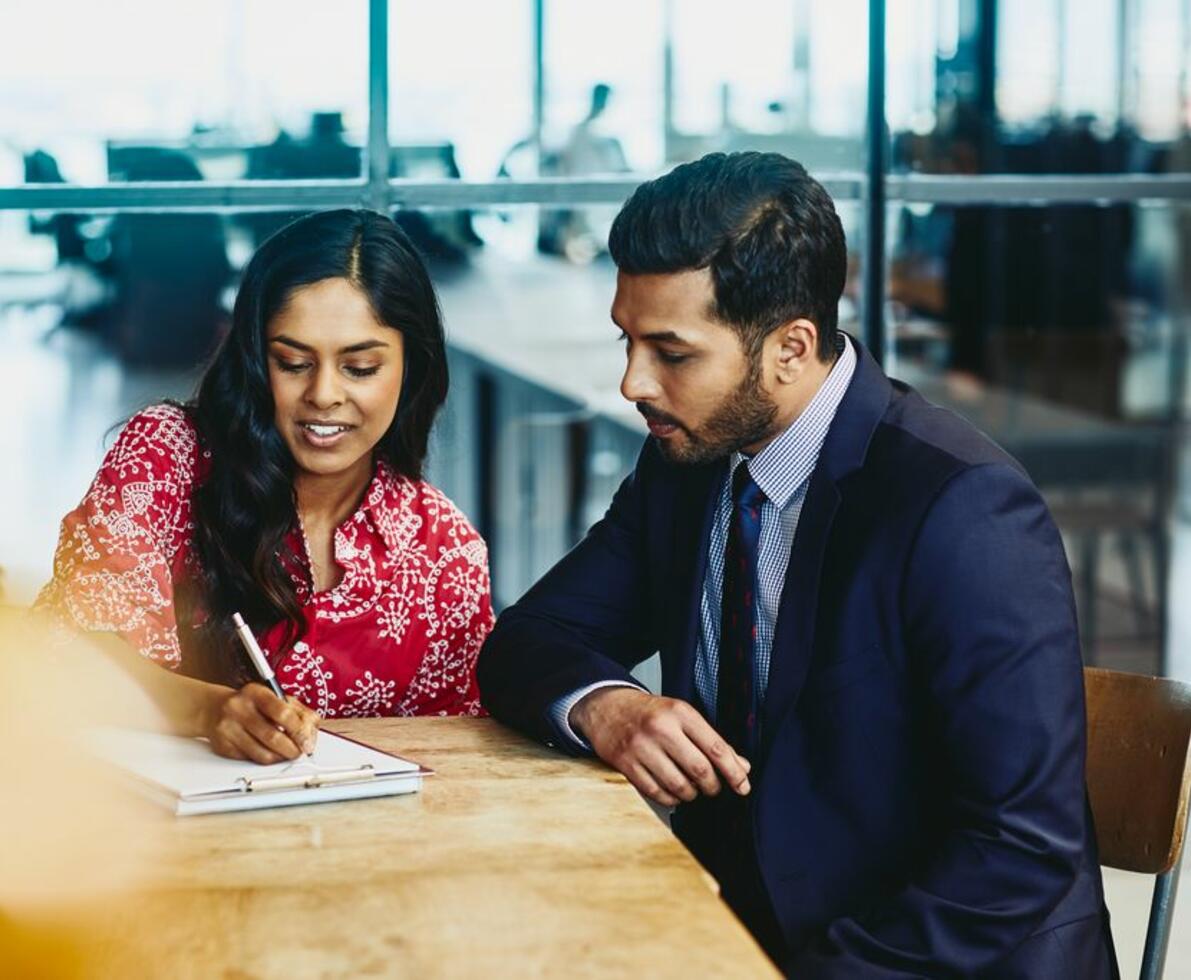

{"left": 266, "top": 277, "right": 405, "bottom": 481}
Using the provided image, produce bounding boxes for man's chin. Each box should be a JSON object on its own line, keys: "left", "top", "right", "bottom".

{"left": 654, "top": 434, "right": 720, "bottom": 466}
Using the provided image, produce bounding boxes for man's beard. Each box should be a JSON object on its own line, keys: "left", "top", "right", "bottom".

{"left": 645, "top": 358, "right": 778, "bottom": 465}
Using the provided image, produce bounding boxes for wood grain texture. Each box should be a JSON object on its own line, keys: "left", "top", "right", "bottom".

{"left": 1085, "top": 667, "right": 1191, "bottom": 875}
{"left": 81, "top": 717, "right": 778, "bottom": 978}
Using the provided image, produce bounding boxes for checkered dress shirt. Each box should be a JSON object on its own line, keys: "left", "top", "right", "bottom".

{"left": 552, "top": 336, "right": 857, "bottom": 743}
{"left": 696, "top": 336, "right": 856, "bottom": 718}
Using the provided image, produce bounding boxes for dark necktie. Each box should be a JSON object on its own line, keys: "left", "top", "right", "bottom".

{"left": 717, "top": 462, "right": 765, "bottom": 759}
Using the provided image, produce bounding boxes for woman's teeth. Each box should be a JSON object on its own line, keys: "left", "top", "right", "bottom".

{"left": 302, "top": 424, "right": 349, "bottom": 436}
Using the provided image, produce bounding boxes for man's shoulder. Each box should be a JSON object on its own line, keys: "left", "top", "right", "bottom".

{"left": 864, "top": 381, "right": 1029, "bottom": 495}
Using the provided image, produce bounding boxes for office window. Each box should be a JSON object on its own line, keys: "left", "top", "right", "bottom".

{"left": 543, "top": 1, "right": 666, "bottom": 173}
{"left": 669, "top": 0, "right": 868, "bottom": 170}
{"left": 888, "top": 199, "right": 1191, "bottom": 671}
{"left": 0, "top": 1, "right": 368, "bottom": 187}
{"left": 389, "top": 1, "right": 533, "bottom": 180}
{"left": 1, "top": 0, "right": 1188, "bottom": 685}
{"left": 888, "top": 0, "right": 1191, "bottom": 175}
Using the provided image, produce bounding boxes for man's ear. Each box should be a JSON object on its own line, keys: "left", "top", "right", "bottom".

{"left": 771, "top": 318, "right": 820, "bottom": 384}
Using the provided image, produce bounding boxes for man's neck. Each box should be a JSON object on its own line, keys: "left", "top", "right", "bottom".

{"left": 743, "top": 354, "right": 837, "bottom": 457}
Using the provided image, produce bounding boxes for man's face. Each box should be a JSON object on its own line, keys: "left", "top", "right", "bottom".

{"left": 612, "top": 269, "right": 778, "bottom": 465}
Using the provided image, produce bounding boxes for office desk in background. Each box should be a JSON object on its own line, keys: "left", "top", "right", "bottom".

{"left": 83, "top": 717, "right": 776, "bottom": 978}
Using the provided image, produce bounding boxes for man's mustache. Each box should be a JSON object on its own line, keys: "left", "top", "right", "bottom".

{"left": 636, "top": 403, "right": 685, "bottom": 429}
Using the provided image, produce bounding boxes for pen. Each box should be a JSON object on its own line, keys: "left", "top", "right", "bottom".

{"left": 232, "top": 612, "right": 286, "bottom": 701}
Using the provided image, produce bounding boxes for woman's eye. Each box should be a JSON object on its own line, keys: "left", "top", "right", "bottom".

{"left": 344, "top": 365, "right": 381, "bottom": 379}
{"left": 276, "top": 360, "right": 309, "bottom": 374}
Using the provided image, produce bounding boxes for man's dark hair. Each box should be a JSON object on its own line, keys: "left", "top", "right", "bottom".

{"left": 608, "top": 152, "right": 846, "bottom": 361}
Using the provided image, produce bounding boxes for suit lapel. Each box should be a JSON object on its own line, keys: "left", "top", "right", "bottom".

{"left": 759, "top": 336, "right": 892, "bottom": 747}
{"left": 760, "top": 468, "right": 841, "bottom": 744}
{"left": 666, "top": 460, "right": 725, "bottom": 706}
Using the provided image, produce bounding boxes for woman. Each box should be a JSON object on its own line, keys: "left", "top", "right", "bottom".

{"left": 37, "top": 209, "right": 493, "bottom": 764}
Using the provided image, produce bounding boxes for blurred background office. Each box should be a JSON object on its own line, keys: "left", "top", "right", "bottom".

{"left": 2, "top": 0, "right": 1190, "bottom": 971}
{"left": 3, "top": 0, "right": 1190, "bottom": 674}
{"left": 2, "top": 0, "right": 1189, "bottom": 673}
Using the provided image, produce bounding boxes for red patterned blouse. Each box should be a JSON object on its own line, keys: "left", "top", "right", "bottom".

{"left": 36, "top": 404, "right": 493, "bottom": 717}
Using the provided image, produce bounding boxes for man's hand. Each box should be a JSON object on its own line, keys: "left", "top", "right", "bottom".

{"left": 570, "top": 687, "right": 751, "bottom": 807}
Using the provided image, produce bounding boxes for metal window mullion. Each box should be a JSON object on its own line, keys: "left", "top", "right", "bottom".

{"left": 0, "top": 180, "right": 370, "bottom": 213}
{"left": 886, "top": 174, "right": 1191, "bottom": 203}
{"left": 533, "top": 0, "right": 545, "bottom": 174}
{"left": 366, "top": 0, "right": 391, "bottom": 212}
{"left": 0, "top": 173, "right": 869, "bottom": 213}
{"left": 8, "top": 173, "right": 1191, "bottom": 214}
{"left": 863, "top": 0, "right": 888, "bottom": 364}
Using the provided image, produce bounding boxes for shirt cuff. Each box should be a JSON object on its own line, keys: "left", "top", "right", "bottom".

{"left": 549, "top": 680, "right": 645, "bottom": 751}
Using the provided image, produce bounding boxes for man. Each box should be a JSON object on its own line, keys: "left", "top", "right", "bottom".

{"left": 477, "top": 152, "right": 1116, "bottom": 977}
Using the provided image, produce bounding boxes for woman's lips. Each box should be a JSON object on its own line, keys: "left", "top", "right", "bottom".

{"left": 297, "top": 422, "right": 355, "bottom": 449}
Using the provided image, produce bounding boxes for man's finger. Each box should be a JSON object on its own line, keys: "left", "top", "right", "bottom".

{"left": 665, "top": 736, "right": 724, "bottom": 797}
{"left": 627, "top": 762, "right": 679, "bottom": 808}
{"left": 682, "top": 715, "right": 751, "bottom": 794}
{"left": 637, "top": 744, "right": 699, "bottom": 803}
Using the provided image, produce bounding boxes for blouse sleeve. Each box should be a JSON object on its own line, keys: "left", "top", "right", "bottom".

{"left": 34, "top": 405, "right": 201, "bottom": 668}
{"left": 439, "top": 539, "right": 495, "bottom": 717}
{"left": 399, "top": 494, "right": 495, "bottom": 717}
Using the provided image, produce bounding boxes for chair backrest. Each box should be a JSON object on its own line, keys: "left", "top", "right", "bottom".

{"left": 1085, "top": 667, "right": 1191, "bottom": 874}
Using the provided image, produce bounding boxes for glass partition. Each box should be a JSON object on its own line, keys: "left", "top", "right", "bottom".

{"left": 888, "top": 199, "right": 1191, "bottom": 672}
{"left": 1, "top": 1, "right": 368, "bottom": 188}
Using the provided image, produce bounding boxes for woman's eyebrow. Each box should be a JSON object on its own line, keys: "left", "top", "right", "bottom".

{"left": 269, "top": 336, "right": 389, "bottom": 354}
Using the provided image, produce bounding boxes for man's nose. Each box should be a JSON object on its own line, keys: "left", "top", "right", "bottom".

{"left": 620, "top": 351, "right": 661, "bottom": 403}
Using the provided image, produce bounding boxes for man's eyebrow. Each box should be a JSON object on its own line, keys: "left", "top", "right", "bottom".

{"left": 609, "top": 316, "right": 693, "bottom": 345}
{"left": 269, "top": 336, "right": 389, "bottom": 354}
{"left": 639, "top": 330, "right": 692, "bottom": 345}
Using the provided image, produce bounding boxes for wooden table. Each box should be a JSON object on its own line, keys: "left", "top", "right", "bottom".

{"left": 84, "top": 717, "right": 777, "bottom": 978}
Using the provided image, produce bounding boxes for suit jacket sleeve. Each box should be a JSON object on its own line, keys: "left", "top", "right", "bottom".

{"left": 791, "top": 462, "right": 1090, "bottom": 978}
{"left": 477, "top": 442, "right": 663, "bottom": 748}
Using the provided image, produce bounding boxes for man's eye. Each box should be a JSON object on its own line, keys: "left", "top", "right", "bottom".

{"left": 344, "top": 365, "right": 381, "bottom": 379}
{"left": 659, "top": 351, "right": 689, "bottom": 365}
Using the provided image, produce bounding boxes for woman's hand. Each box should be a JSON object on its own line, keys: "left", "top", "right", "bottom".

{"left": 201, "top": 684, "right": 320, "bottom": 764}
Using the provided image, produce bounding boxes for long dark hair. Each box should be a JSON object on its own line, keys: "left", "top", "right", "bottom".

{"left": 182, "top": 209, "right": 448, "bottom": 683}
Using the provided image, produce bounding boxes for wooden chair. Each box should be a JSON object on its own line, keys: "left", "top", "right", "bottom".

{"left": 1085, "top": 667, "right": 1191, "bottom": 979}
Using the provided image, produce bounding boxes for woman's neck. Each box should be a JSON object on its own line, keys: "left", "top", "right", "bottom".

{"left": 294, "top": 455, "right": 374, "bottom": 532}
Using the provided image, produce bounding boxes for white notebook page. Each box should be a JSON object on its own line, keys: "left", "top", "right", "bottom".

{"left": 90, "top": 727, "right": 420, "bottom": 799}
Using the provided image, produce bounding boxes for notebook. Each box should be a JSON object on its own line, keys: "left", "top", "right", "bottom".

{"left": 89, "top": 727, "right": 431, "bottom": 816}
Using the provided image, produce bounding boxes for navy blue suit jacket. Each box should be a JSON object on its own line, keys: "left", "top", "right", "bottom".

{"left": 478, "top": 339, "right": 1116, "bottom": 977}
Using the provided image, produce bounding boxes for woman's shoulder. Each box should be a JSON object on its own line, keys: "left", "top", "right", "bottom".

{"left": 372, "top": 464, "right": 485, "bottom": 551}
{"left": 106, "top": 403, "right": 205, "bottom": 478}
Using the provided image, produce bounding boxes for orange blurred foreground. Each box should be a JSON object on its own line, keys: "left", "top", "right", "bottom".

{"left": 0, "top": 609, "right": 167, "bottom": 978}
